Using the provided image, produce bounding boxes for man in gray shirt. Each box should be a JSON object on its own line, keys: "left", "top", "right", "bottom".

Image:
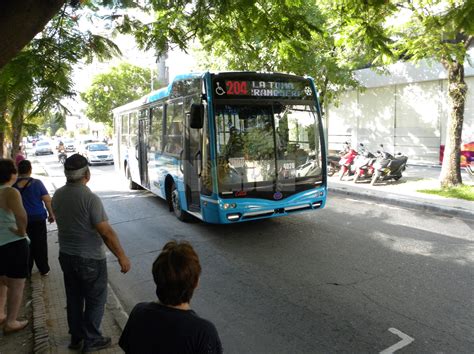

{"left": 52, "top": 154, "right": 131, "bottom": 352}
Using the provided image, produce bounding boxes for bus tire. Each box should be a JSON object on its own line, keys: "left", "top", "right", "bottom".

{"left": 127, "top": 167, "right": 139, "bottom": 190}
{"left": 171, "top": 182, "right": 189, "bottom": 221}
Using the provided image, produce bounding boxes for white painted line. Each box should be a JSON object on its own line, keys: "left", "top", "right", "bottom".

{"left": 380, "top": 327, "right": 414, "bottom": 354}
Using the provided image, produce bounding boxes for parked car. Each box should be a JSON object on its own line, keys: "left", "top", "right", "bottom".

{"left": 76, "top": 138, "right": 99, "bottom": 156}
{"left": 63, "top": 138, "right": 76, "bottom": 152}
{"left": 34, "top": 140, "right": 54, "bottom": 156}
{"left": 83, "top": 143, "right": 114, "bottom": 165}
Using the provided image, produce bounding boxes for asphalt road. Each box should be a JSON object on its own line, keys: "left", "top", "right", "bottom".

{"left": 37, "top": 153, "right": 474, "bottom": 353}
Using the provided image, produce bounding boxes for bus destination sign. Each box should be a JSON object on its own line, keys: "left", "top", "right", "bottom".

{"left": 213, "top": 79, "right": 314, "bottom": 100}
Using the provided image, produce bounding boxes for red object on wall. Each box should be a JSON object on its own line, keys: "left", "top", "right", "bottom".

{"left": 440, "top": 142, "right": 474, "bottom": 166}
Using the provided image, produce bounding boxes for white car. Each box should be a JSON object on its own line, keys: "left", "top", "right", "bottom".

{"left": 34, "top": 141, "right": 54, "bottom": 155}
{"left": 83, "top": 143, "right": 114, "bottom": 165}
{"left": 63, "top": 138, "right": 76, "bottom": 152}
{"left": 76, "top": 138, "right": 98, "bottom": 156}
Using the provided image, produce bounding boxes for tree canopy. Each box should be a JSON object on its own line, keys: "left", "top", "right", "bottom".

{"left": 81, "top": 62, "right": 160, "bottom": 125}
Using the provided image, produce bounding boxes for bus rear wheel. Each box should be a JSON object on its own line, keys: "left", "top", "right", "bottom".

{"left": 127, "top": 167, "right": 139, "bottom": 190}
{"left": 171, "top": 183, "right": 189, "bottom": 221}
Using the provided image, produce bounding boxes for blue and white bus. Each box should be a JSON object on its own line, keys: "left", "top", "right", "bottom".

{"left": 113, "top": 71, "right": 327, "bottom": 223}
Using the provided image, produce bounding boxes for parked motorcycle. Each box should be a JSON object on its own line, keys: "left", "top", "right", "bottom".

{"left": 327, "top": 142, "right": 351, "bottom": 177}
{"left": 370, "top": 145, "right": 408, "bottom": 185}
{"left": 466, "top": 164, "right": 474, "bottom": 180}
{"left": 339, "top": 143, "right": 368, "bottom": 180}
{"left": 353, "top": 148, "right": 378, "bottom": 183}
{"left": 327, "top": 154, "right": 341, "bottom": 176}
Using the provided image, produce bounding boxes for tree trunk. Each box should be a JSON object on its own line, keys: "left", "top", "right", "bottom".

{"left": 0, "top": 110, "right": 6, "bottom": 157}
{"left": 10, "top": 109, "right": 24, "bottom": 159}
{"left": 439, "top": 61, "right": 465, "bottom": 188}
{"left": 0, "top": 0, "right": 66, "bottom": 70}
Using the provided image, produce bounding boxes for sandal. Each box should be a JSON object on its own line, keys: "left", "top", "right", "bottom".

{"left": 3, "top": 320, "right": 29, "bottom": 334}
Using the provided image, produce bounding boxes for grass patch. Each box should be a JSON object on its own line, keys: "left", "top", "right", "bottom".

{"left": 418, "top": 184, "right": 474, "bottom": 201}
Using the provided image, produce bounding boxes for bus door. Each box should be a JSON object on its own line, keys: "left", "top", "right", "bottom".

{"left": 138, "top": 118, "right": 150, "bottom": 189}
{"left": 183, "top": 105, "right": 201, "bottom": 212}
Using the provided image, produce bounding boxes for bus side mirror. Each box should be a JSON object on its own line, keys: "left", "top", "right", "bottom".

{"left": 190, "top": 103, "right": 204, "bottom": 129}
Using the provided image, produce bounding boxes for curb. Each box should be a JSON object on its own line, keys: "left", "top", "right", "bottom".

{"left": 30, "top": 273, "right": 50, "bottom": 353}
{"left": 329, "top": 186, "right": 474, "bottom": 219}
{"left": 107, "top": 284, "right": 129, "bottom": 332}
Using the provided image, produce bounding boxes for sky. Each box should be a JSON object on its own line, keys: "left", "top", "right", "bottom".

{"left": 65, "top": 6, "right": 198, "bottom": 117}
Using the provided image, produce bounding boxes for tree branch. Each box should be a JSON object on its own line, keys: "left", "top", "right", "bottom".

{"left": 0, "top": 0, "right": 66, "bottom": 69}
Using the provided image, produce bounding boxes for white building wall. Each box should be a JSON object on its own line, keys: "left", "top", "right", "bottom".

{"left": 327, "top": 57, "right": 474, "bottom": 165}
{"left": 394, "top": 81, "right": 443, "bottom": 162}
{"left": 358, "top": 86, "right": 395, "bottom": 150}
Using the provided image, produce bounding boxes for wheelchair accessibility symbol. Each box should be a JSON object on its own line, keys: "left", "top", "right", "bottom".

{"left": 216, "top": 82, "right": 226, "bottom": 96}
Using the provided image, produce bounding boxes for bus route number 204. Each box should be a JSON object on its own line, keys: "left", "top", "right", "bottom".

{"left": 226, "top": 81, "right": 248, "bottom": 95}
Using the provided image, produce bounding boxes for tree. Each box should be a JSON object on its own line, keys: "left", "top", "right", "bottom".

{"left": 323, "top": 0, "right": 474, "bottom": 188}
{"left": 191, "top": 2, "right": 365, "bottom": 116}
{"left": 0, "top": 0, "right": 66, "bottom": 70}
{"left": 393, "top": 1, "right": 474, "bottom": 187}
{"left": 0, "top": 4, "right": 120, "bottom": 157}
{"left": 81, "top": 62, "right": 160, "bottom": 126}
{"left": 0, "top": 0, "right": 139, "bottom": 70}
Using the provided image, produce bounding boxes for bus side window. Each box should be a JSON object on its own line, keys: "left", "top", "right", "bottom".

{"left": 121, "top": 114, "right": 129, "bottom": 146}
{"left": 150, "top": 106, "right": 163, "bottom": 153}
{"left": 130, "top": 112, "right": 138, "bottom": 146}
{"left": 164, "top": 102, "right": 184, "bottom": 154}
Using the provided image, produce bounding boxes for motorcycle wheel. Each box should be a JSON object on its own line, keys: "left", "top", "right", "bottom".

{"left": 353, "top": 172, "right": 360, "bottom": 183}
{"left": 339, "top": 168, "right": 346, "bottom": 181}
{"left": 327, "top": 164, "right": 335, "bottom": 177}
{"left": 393, "top": 175, "right": 402, "bottom": 181}
{"left": 370, "top": 172, "right": 379, "bottom": 186}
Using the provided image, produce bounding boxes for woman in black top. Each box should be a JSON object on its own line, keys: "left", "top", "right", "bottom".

{"left": 119, "top": 241, "right": 222, "bottom": 354}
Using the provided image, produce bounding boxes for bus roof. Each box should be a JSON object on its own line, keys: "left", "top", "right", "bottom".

{"left": 145, "top": 72, "right": 204, "bottom": 104}
{"left": 112, "top": 71, "right": 315, "bottom": 114}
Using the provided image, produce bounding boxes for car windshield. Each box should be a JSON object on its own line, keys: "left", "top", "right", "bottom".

{"left": 38, "top": 141, "right": 49, "bottom": 146}
{"left": 88, "top": 144, "right": 109, "bottom": 151}
{"left": 215, "top": 103, "right": 322, "bottom": 194}
{"left": 64, "top": 139, "right": 74, "bottom": 144}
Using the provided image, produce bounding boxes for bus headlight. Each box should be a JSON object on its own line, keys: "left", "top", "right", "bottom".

{"left": 223, "top": 203, "right": 237, "bottom": 210}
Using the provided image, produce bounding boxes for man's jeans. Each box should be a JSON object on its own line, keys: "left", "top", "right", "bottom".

{"left": 58, "top": 253, "right": 107, "bottom": 344}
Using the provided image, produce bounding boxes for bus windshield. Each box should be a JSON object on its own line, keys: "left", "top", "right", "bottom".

{"left": 215, "top": 103, "right": 322, "bottom": 195}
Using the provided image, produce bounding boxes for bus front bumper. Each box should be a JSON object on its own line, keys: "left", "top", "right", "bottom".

{"left": 200, "top": 187, "right": 326, "bottom": 224}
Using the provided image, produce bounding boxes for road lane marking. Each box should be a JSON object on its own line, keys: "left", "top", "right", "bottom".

{"left": 380, "top": 328, "right": 414, "bottom": 354}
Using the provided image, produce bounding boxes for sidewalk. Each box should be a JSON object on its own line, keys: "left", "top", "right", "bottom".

{"left": 37, "top": 230, "right": 124, "bottom": 353}
{"left": 328, "top": 164, "right": 474, "bottom": 219}
{"left": 1, "top": 163, "right": 472, "bottom": 353}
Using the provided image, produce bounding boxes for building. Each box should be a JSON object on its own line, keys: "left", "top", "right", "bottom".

{"left": 326, "top": 55, "right": 474, "bottom": 165}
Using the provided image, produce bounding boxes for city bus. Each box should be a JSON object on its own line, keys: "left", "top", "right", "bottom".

{"left": 112, "top": 71, "right": 327, "bottom": 223}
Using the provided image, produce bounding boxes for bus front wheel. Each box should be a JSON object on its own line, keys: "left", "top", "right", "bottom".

{"left": 171, "top": 183, "right": 189, "bottom": 221}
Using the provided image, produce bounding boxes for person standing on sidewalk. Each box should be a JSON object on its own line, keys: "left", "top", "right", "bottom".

{"left": 0, "top": 158, "right": 29, "bottom": 334}
{"left": 13, "top": 160, "right": 55, "bottom": 276}
{"left": 52, "top": 154, "right": 131, "bottom": 352}
{"left": 119, "top": 240, "right": 222, "bottom": 354}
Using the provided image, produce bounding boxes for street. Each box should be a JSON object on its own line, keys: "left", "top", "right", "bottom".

{"left": 36, "top": 153, "right": 474, "bottom": 353}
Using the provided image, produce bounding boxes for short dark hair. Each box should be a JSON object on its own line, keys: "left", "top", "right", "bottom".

{"left": 0, "top": 159, "right": 17, "bottom": 183}
{"left": 17, "top": 160, "right": 32, "bottom": 175}
{"left": 152, "top": 241, "right": 201, "bottom": 306}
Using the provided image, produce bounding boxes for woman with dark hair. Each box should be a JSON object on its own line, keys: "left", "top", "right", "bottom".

{"left": 0, "top": 158, "right": 29, "bottom": 334}
{"left": 14, "top": 146, "right": 26, "bottom": 167}
{"left": 13, "top": 160, "right": 55, "bottom": 276}
{"left": 119, "top": 240, "right": 222, "bottom": 353}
